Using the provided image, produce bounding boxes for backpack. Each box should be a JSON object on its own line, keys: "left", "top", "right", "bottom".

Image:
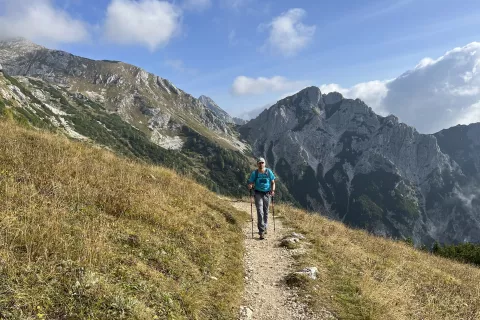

{"left": 254, "top": 168, "right": 272, "bottom": 184}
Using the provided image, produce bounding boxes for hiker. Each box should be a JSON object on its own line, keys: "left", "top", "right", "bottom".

{"left": 247, "top": 157, "right": 276, "bottom": 240}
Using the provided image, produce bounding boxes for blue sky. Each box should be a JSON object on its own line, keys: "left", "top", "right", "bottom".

{"left": 1, "top": 0, "right": 480, "bottom": 121}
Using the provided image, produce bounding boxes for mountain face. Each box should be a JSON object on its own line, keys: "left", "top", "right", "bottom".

{"left": 434, "top": 124, "right": 480, "bottom": 179}
{"left": 240, "top": 86, "right": 480, "bottom": 245}
{"left": 198, "top": 95, "right": 232, "bottom": 123}
{"left": 198, "top": 95, "right": 247, "bottom": 126}
{"left": 0, "top": 38, "right": 246, "bottom": 151}
{"left": 0, "top": 38, "right": 252, "bottom": 196}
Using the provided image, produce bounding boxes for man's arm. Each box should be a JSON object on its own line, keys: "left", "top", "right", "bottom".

{"left": 269, "top": 170, "right": 276, "bottom": 195}
{"left": 247, "top": 171, "right": 254, "bottom": 190}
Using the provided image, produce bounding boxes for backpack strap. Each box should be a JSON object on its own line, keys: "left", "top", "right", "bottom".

{"left": 255, "top": 168, "right": 271, "bottom": 182}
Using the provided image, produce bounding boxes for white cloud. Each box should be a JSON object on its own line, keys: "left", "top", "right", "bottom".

{"left": 383, "top": 42, "right": 480, "bottom": 133}
{"left": 261, "top": 8, "right": 315, "bottom": 57}
{"left": 104, "top": 0, "right": 182, "bottom": 51}
{"left": 320, "top": 42, "right": 480, "bottom": 133}
{"left": 449, "top": 86, "right": 480, "bottom": 96}
{"left": 319, "top": 83, "right": 345, "bottom": 95}
{"left": 414, "top": 57, "right": 437, "bottom": 70}
{"left": 0, "top": 0, "right": 89, "bottom": 44}
{"left": 231, "top": 75, "right": 308, "bottom": 96}
{"left": 455, "top": 100, "right": 480, "bottom": 127}
{"left": 183, "top": 0, "right": 211, "bottom": 11}
{"left": 320, "top": 80, "right": 390, "bottom": 115}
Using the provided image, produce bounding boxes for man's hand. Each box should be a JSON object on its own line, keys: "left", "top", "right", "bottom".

{"left": 248, "top": 183, "right": 253, "bottom": 190}
{"left": 270, "top": 190, "right": 275, "bottom": 196}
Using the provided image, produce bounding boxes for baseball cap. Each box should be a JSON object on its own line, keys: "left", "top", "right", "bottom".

{"left": 257, "top": 157, "right": 265, "bottom": 163}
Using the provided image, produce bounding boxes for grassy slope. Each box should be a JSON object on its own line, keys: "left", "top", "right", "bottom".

{"left": 0, "top": 73, "right": 253, "bottom": 198}
{"left": 0, "top": 119, "right": 247, "bottom": 319}
{"left": 278, "top": 204, "right": 480, "bottom": 320}
{"left": 3, "top": 100, "right": 480, "bottom": 319}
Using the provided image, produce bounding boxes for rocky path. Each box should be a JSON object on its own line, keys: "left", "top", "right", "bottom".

{"left": 229, "top": 199, "right": 333, "bottom": 320}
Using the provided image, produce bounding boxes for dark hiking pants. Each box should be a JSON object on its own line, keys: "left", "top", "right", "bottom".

{"left": 254, "top": 190, "right": 270, "bottom": 234}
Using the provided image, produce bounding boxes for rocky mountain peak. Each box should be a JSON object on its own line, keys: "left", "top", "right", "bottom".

{"left": 0, "top": 38, "right": 45, "bottom": 63}
{"left": 300, "top": 86, "right": 323, "bottom": 104}
{"left": 241, "top": 87, "right": 480, "bottom": 245}
{"left": 198, "top": 95, "right": 238, "bottom": 124}
{"left": 279, "top": 86, "right": 325, "bottom": 113}
{"left": 382, "top": 114, "right": 400, "bottom": 126}
{"left": 323, "top": 91, "right": 343, "bottom": 104}
{"left": 198, "top": 95, "right": 224, "bottom": 114}
{"left": 0, "top": 37, "right": 43, "bottom": 50}
{"left": 198, "top": 95, "right": 217, "bottom": 107}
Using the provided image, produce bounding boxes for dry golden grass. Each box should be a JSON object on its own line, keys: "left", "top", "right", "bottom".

{"left": 277, "top": 204, "right": 480, "bottom": 320}
{"left": 0, "top": 119, "right": 248, "bottom": 319}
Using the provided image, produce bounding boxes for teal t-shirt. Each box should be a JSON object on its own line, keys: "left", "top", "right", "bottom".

{"left": 248, "top": 168, "right": 276, "bottom": 192}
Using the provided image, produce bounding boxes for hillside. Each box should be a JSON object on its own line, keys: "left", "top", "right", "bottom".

{"left": 0, "top": 38, "right": 239, "bottom": 145}
{"left": 276, "top": 204, "right": 480, "bottom": 319}
{"left": 0, "top": 118, "right": 247, "bottom": 319}
{"left": 0, "top": 68, "right": 254, "bottom": 199}
{"left": 0, "top": 38, "right": 255, "bottom": 198}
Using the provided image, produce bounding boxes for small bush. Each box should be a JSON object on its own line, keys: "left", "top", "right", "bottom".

{"left": 432, "top": 242, "right": 480, "bottom": 266}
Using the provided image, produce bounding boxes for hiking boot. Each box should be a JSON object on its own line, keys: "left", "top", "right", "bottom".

{"left": 259, "top": 233, "right": 265, "bottom": 240}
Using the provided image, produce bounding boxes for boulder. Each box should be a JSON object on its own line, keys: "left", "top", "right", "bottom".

{"left": 295, "top": 267, "right": 318, "bottom": 280}
{"left": 239, "top": 306, "right": 253, "bottom": 320}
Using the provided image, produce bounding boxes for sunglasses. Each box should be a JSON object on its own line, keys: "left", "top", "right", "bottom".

{"left": 257, "top": 162, "right": 264, "bottom": 164}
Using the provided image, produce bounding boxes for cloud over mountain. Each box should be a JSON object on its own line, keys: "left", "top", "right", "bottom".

{"left": 231, "top": 75, "right": 308, "bottom": 96}
{"left": 260, "top": 8, "right": 315, "bottom": 57}
{"left": 0, "top": 0, "right": 90, "bottom": 45}
{"left": 104, "top": 0, "right": 182, "bottom": 51}
{"left": 321, "top": 42, "right": 480, "bottom": 133}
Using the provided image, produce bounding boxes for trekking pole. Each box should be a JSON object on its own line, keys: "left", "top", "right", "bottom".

{"left": 272, "top": 195, "right": 276, "bottom": 232}
{"left": 249, "top": 189, "right": 254, "bottom": 239}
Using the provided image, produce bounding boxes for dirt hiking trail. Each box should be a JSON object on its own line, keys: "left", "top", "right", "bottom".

{"left": 229, "top": 199, "right": 335, "bottom": 320}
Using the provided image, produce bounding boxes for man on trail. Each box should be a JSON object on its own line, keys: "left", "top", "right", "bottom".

{"left": 248, "top": 157, "right": 276, "bottom": 240}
